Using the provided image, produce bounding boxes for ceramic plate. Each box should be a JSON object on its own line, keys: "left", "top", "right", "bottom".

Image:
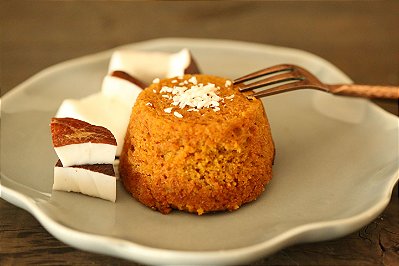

{"left": 1, "top": 38, "right": 398, "bottom": 265}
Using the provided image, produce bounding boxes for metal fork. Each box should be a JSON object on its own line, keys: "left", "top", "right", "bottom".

{"left": 233, "top": 64, "right": 399, "bottom": 99}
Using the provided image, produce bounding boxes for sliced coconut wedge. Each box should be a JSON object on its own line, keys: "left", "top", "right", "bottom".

{"left": 110, "top": 70, "right": 147, "bottom": 88}
{"left": 50, "top": 117, "right": 117, "bottom": 166}
{"left": 53, "top": 160, "right": 116, "bottom": 202}
{"left": 101, "top": 71, "right": 145, "bottom": 106}
{"left": 56, "top": 93, "right": 130, "bottom": 156}
{"left": 108, "top": 48, "right": 200, "bottom": 84}
{"left": 167, "top": 48, "right": 201, "bottom": 78}
{"left": 56, "top": 72, "right": 144, "bottom": 156}
{"left": 109, "top": 50, "right": 170, "bottom": 83}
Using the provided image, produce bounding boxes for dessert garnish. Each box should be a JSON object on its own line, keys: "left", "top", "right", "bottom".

{"left": 151, "top": 75, "right": 235, "bottom": 117}
{"left": 53, "top": 160, "right": 116, "bottom": 202}
{"left": 108, "top": 48, "right": 200, "bottom": 84}
{"left": 110, "top": 70, "right": 147, "bottom": 88}
{"left": 50, "top": 117, "right": 117, "bottom": 167}
{"left": 50, "top": 117, "right": 117, "bottom": 202}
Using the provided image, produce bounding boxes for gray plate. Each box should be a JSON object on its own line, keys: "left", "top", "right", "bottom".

{"left": 1, "top": 38, "right": 398, "bottom": 265}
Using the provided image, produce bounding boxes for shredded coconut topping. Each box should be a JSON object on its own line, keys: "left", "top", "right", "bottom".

{"left": 160, "top": 77, "right": 235, "bottom": 116}
{"left": 162, "top": 94, "right": 172, "bottom": 99}
{"left": 176, "top": 82, "right": 220, "bottom": 110}
{"left": 225, "top": 80, "right": 232, "bottom": 87}
{"left": 188, "top": 76, "right": 198, "bottom": 85}
{"left": 146, "top": 102, "right": 153, "bottom": 107}
{"left": 153, "top": 78, "right": 160, "bottom": 84}
{"left": 164, "top": 107, "right": 173, "bottom": 113}
{"left": 174, "top": 111, "right": 183, "bottom": 118}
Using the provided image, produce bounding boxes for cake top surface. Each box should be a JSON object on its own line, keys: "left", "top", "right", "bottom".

{"left": 137, "top": 74, "right": 263, "bottom": 123}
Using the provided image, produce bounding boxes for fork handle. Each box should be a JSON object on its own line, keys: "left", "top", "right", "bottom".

{"left": 329, "top": 84, "right": 399, "bottom": 99}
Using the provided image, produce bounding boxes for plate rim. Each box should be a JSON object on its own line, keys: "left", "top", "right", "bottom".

{"left": 2, "top": 176, "right": 397, "bottom": 265}
{"left": 1, "top": 37, "right": 398, "bottom": 265}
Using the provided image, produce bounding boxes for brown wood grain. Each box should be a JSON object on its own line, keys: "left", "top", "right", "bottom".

{"left": 1, "top": 1, "right": 398, "bottom": 265}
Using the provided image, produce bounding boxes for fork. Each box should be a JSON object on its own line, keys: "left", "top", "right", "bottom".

{"left": 233, "top": 64, "right": 399, "bottom": 99}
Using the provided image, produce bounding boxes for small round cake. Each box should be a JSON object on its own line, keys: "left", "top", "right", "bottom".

{"left": 119, "top": 74, "right": 275, "bottom": 214}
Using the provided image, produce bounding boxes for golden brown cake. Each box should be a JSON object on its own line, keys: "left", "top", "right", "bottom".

{"left": 119, "top": 74, "right": 275, "bottom": 215}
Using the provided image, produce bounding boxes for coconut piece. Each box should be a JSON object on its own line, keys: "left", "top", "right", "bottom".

{"left": 108, "top": 48, "right": 200, "bottom": 84}
{"left": 167, "top": 48, "right": 201, "bottom": 78}
{"left": 50, "top": 117, "right": 117, "bottom": 166}
{"left": 109, "top": 70, "right": 147, "bottom": 88}
{"left": 101, "top": 71, "right": 145, "bottom": 106}
{"left": 53, "top": 160, "right": 116, "bottom": 202}
{"left": 109, "top": 50, "right": 170, "bottom": 83}
{"left": 55, "top": 93, "right": 129, "bottom": 156}
{"left": 56, "top": 72, "right": 144, "bottom": 156}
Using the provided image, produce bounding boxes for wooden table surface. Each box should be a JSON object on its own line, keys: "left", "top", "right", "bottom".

{"left": 1, "top": 1, "right": 398, "bottom": 265}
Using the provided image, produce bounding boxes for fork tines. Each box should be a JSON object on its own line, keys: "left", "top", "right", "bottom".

{"left": 234, "top": 64, "right": 399, "bottom": 99}
{"left": 233, "top": 64, "right": 304, "bottom": 94}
